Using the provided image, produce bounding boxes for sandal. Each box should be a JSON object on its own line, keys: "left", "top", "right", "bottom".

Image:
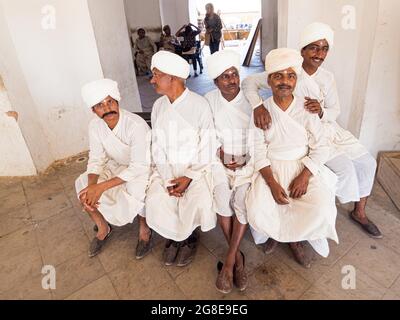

{"left": 88, "top": 224, "right": 112, "bottom": 258}
{"left": 350, "top": 211, "right": 383, "bottom": 239}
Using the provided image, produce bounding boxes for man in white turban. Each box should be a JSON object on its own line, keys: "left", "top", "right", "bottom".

{"left": 76, "top": 78, "right": 153, "bottom": 259}
{"left": 204, "top": 50, "right": 252, "bottom": 294}
{"left": 242, "top": 22, "right": 382, "bottom": 239}
{"left": 145, "top": 51, "right": 218, "bottom": 267}
{"left": 246, "top": 48, "right": 339, "bottom": 268}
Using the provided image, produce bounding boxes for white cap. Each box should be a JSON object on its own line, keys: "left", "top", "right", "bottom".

{"left": 81, "top": 78, "right": 120, "bottom": 108}
{"left": 299, "top": 22, "right": 334, "bottom": 49}
{"left": 151, "top": 50, "right": 190, "bottom": 79}
{"left": 206, "top": 50, "right": 241, "bottom": 79}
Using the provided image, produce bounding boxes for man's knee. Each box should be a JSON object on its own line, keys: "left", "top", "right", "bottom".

{"left": 356, "top": 154, "right": 377, "bottom": 173}
{"left": 327, "top": 156, "right": 356, "bottom": 178}
{"left": 214, "top": 183, "right": 233, "bottom": 216}
{"left": 232, "top": 184, "right": 250, "bottom": 216}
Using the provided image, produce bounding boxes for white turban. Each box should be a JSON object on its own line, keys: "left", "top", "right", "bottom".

{"left": 265, "top": 48, "right": 303, "bottom": 76}
{"left": 151, "top": 50, "right": 190, "bottom": 79}
{"left": 299, "top": 22, "right": 334, "bottom": 49}
{"left": 81, "top": 78, "right": 120, "bottom": 108}
{"left": 206, "top": 50, "right": 241, "bottom": 80}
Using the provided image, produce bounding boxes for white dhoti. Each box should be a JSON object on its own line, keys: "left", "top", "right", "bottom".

{"left": 213, "top": 164, "right": 252, "bottom": 225}
{"left": 146, "top": 172, "right": 216, "bottom": 241}
{"left": 75, "top": 161, "right": 148, "bottom": 227}
{"left": 326, "top": 152, "right": 377, "bottom": 203}
{"left": 297, "top": 68, "right": 376, "bottom": 204}
{"left": 247, "top": 158, "right": 338, "bottom": 247}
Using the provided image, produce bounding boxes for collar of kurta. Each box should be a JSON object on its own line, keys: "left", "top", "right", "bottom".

{"left": 302, "top": 66, "right": 321, "bottom": 79}
{"left": 271, "top": 96, "right": 297, "bottom": 114}
{"left": 166, "top": 88, "right": 190, "bottom": 107}
{"left": 218, "top": 89, "right": 243, "bottom": 106}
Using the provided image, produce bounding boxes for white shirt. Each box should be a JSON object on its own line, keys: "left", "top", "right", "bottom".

{"left": 205, "top": 89, "right": 252, "bottom": 156}
{"left": 151, "top": 88, "right": 218, "bottom": 184}
{"left": 251, "top": 97, "right": 330, "bottom": 176}
{"left": 87, "top": 108, "right": 151, "bottom": 182}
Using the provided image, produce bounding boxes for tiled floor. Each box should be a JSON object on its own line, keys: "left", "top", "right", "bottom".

{"left": 1, "top": 154, "right": 400, "bottom": 300}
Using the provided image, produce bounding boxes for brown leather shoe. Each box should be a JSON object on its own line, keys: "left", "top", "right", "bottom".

{"left": 135, "top": 230, "right": 153, "bottom": 260}
{"left": 350, "top": 211, "right": 383, "bottom": 239}
{"left": 216, "top": 266, "right": 233, "bottom": 294}
{"left": 175, "top": 231, "right": 199, "bottom": 267}
{"left": 289, "top": 241, "right": 313, "bottom": 269}
{"left": 88, "top": 224, "right": 112, "bottom": 258}
{"left": 233, "top": 252, "right": 248, "bottom": 291}
{"left": 176, "top": 241, "right": 197, "bottom": 267}
{"left": 263, "top": 238, "right": 279, "bottom": 255}
{"left": 163, "top": 240, "right": 180, "bottom": 266}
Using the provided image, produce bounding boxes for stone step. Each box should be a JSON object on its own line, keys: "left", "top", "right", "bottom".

{"left": 377, "top": 151, "right": 400, "bottom": 211}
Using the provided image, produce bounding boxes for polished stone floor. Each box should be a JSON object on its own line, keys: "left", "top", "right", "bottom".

{"left": 1, "top": 154, "right": 400, "bottom": 300}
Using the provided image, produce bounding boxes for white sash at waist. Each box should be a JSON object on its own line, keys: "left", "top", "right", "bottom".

{"left": 267, "top": 146, "right": 308, "bottom": 161}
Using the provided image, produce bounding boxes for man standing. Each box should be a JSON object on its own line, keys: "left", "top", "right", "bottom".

{"left": 146, "top": 51, "right": 218, "bottom": 267}
{"left": 205, "top": 50, "right": 253, "bottom": 294}
{"left": 76, "top": 79, "right": 152, "bottom": 259}
{"left": 246, "top": 48, "right": 339, "bottom": 268}
{"left": 204, "top": 3, "right": 223, "bottom": 54}
{"left": 242, "top": 22, "right": 382, "bottom": 239}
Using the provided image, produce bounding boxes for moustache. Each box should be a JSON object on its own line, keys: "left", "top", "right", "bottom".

{"left": 102, "top": 111, "right": 117, "bottom": 119}
{"left": 277, "top": 85, "right": 292, "bottom": 90}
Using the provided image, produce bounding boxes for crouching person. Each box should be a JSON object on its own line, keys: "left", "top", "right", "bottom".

{"left": 76, "top": 79, "right": 153, "bottom": 259}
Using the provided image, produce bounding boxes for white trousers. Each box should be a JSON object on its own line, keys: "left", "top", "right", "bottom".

{"left": 214, "top": 182, "right": 250, "bottom": 225}
{"left": 325, "top": 153, "right": 377, "bottom": 204}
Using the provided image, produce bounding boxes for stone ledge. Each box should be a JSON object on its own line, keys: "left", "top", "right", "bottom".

{"left": 377, "top": 151, "right": 400, "bottom": 211}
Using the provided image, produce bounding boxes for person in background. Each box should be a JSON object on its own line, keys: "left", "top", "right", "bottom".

{"left": 204, "top": 3, "right": 223, "bottom": 54}
{"left": 134, "top": 28, "right": 157, "bottom": 76}
{"left": 176, "top": 23, "right": 201, "bottom": 77}
{"left": 159, "top": 25, "right": 178, "bottom": 53}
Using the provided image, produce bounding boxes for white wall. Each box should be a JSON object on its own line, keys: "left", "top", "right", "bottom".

{"left": 0, "top": 77, "right": 36, "bottom": 176}
{"left": 87, "top": 0, "right": 142, "bottom": 112}
{"left": 0, "top": 0, "right": 55, "bottom": 172}
{"left": 358, "top": 0, "right": 400, "bottom": 156}
{"left": 159, "top": 0, "right": 190, "bottom": 37}
{"left": 0, "top": 0, "right": 104, "bottom": 172}
{"left": 124, "top": 0, "right": 162, "bottom": 42}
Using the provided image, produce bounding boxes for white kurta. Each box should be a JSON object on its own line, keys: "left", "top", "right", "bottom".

{"left": 246, "top": 97, "right": 338, "bottom": 256}
{"left": 75, "top": 109, "right": 152, "bottom": 227}
{"left": 145, "top": 88, "right": 218, "bottom": 242}
{"left": 242, "top": 68, "right": 376, "bottom": 202}
{"left": 205, "top": 89, "right": 254, "bottom": 224}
